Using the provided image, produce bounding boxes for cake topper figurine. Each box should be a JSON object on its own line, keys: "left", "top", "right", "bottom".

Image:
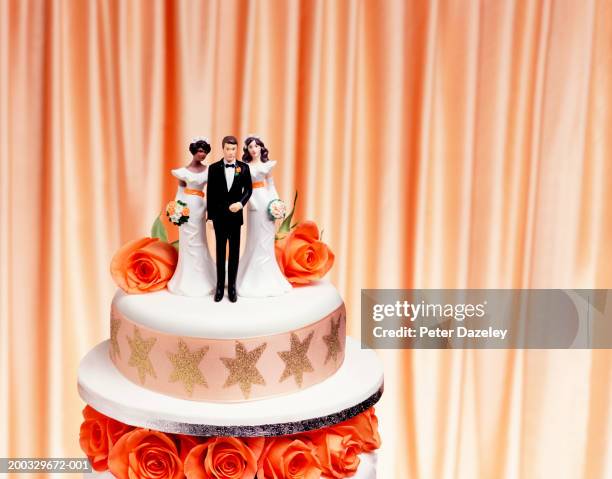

{"left": 166, "top": 138, "right": 216, "bottom": 297}
{"left": 236, "top": 135, "right": 292, "bottom": 297}
{"left": 206, "top": 136, "right": 253, "bottom": 302}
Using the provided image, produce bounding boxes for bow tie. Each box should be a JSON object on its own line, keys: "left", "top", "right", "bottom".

{"left": 225, "top": 163, "right": 236, "bottom": 168}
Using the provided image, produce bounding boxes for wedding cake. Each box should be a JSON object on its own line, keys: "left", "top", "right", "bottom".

{"left": 77, "top": 137, "right": 384, "bottom": 479}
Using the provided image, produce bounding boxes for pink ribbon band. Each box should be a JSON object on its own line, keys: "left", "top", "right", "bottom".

{"left": 109, "top": 304, "right": 347, "bottom": 402}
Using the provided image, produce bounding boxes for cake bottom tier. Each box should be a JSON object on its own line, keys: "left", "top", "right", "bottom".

{"left": 83, "top": 451, "right": 378, "bottom": 478}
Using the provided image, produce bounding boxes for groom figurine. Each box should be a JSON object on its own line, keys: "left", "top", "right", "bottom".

{"left": 206, "top": 136, "right": 253, "bottom": 302}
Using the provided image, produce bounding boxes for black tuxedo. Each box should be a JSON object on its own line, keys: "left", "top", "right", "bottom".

{"left": 207, "top": 159, "right": 252, "bottom": 226}
{"left": 206, "top": 159, "right": 253, "bottom": 288}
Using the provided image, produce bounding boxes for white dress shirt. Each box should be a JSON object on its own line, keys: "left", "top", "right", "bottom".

{"left": 223, "top": 160, "right": 236, "bottom": 190}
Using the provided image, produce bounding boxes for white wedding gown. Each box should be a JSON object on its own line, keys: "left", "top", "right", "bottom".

{"left": 237, "top": 161, "right": 292, "bottom": 297}
{"left": 167, "top": 167, "right": 216, "bottom": 297}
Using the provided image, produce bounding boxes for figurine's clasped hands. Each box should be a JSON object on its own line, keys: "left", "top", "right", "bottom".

{"left": 229, "top": 202, "right": 243, "bottom": 213}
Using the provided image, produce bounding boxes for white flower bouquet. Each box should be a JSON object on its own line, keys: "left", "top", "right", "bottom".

{"left": 267, "top": 199, "right": 287, "bottom": 221}
{"left": 166, "top": 200, "right": 190, "bottom": 226}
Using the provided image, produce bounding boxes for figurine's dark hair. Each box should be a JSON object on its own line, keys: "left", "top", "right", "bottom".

{"left": 242, "top": 137, "right": 270, "bottom": 163}
{"left": 222, "top": 136, "right": 238, "bottom": 148}
{"left": 189, "top": 139, "right": 211, "bottom": 155}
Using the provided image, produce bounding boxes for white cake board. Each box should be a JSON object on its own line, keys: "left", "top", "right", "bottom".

{"left": 77, "top": 337, "right": 384, "bottom": 436}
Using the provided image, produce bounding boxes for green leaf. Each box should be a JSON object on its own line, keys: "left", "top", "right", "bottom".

{"left": 278, "top": 191, "right": 298, "bottom": 235}
{"left": 170, "top": 239, "right": 179, "bottom": 251}
{"left": 151, "top": 214, "right": 168, "bottom": 242}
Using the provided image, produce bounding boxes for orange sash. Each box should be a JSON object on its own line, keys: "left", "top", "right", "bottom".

{"left": 184, "top": 188, "right": 205, "bottom": 197}
{"left": 252, "top": 181, "right": 266, "bottom": 189}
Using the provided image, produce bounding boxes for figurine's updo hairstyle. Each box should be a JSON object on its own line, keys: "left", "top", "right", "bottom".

{"left": 242, "top": 137, "right": 269, "bottom": 163}
{"left": 189, "top": 139, "right": 211, "bottom": 155}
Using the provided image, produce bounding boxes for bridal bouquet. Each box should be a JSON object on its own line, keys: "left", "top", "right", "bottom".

{"left": 166, "top": 200, "right": 190, "bottom": 226}
{"left": 267, "top": 199, "right": 287, "bottom": 220}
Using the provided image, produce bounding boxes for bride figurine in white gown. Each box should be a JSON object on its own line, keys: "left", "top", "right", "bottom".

{"left": 167, "top": 138, "right": 216, "bottom": 296}
{"left": 236, "top": 135, "right": 292, "bottom": 297}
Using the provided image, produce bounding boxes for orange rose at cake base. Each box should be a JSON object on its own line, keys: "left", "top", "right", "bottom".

{"left": 257, "top": 438, "right": 321, "bottom": 479}
{"left": 79, "top": 406, "right": 134, "bottom": 472}
{"left": 185, "top": 437, "right": 264, "bottom": 479}
{"left": 108, "top": 429, "right": 184, "bottom": 479}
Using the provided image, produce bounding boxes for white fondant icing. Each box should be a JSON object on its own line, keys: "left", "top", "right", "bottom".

{"left": 82, "top": 451, "right": 377, "bottom": 478}
{"left": 78, "top": 338, "right": 383, "bottom": 429}
{"left": 112, "top": 280, "right": 343, "bottom": 339}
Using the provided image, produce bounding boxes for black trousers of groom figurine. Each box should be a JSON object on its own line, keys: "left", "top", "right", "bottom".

{"left": 213, "top": 222, "right": 241, "bottom": 290}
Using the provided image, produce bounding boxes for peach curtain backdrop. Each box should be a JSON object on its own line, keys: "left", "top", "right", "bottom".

{"left": 2, "top": 0, "right": 612, "bottom": 477}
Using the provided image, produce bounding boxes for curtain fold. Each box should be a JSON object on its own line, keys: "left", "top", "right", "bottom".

{"left": 1, "top": 0, "right": 611, "bottom": 477}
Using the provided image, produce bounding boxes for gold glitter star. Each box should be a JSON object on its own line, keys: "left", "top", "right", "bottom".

{"left": 278, "top": 331, "right": 314, "bottom": 387}
{"left": 126, "top": 327, "right": 157, "bottom": 384}
{"left": 110, "top": 309, "right": 121, "bottom": 361}
{"left": 166, "top": 339, "right": 209, "bottom": 396}
{"left": 221, "top": 341, "right": 267, "bottom": 399}
{"left": 323, "top": 315, "right": 343, "bottom": 364}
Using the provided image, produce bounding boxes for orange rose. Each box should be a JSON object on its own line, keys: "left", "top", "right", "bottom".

{"left": 275, "top": 221, "right": 335, "bottom": 285}
{"left": 108, "top": 428, "right": 183, "bottom": 479}
{"left": 257, "top": 437, "right": 322, "bottom": 479}
{"left": 175, "top": 433, "right": 207, "bottom": 463}
{"left": 182, "top": 207, "right": 190, "bottom": 216}
{"left": 79, "top": 406, "right": 134, "bottom": 472}
{"left": 330, "top": 408, "right": 381, "bottom": 452}
{"left": 310, "top": 430, "right": 361, "bottom": 478}
{"left": 184, "top": 436, "right": 264, "bottom": 479}
{"left": 110, "top": 237, "right": 178, "bottom": 294}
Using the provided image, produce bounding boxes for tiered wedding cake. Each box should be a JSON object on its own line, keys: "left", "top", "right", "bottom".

{"left": 77, "top": 137, "right": 384, "bottom": 479}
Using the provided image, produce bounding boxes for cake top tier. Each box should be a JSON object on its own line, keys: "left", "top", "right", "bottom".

{"left": 112, "top": 280, "right": 343, "bottom": 339}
